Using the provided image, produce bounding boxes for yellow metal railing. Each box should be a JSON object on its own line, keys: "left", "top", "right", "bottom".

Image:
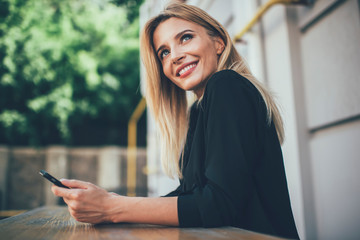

{"left": 127, "top": 97, "right": 146, "bottom": 196}
{"left": 233, "top": 0, "right": 312, "bottom": 42}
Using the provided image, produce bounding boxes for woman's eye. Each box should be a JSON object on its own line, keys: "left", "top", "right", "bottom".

{"left": 181, "top": 34, "right": 193, "bottom": 43}
{"left": 160, "top": 49, "right": 170, "bottom": 59}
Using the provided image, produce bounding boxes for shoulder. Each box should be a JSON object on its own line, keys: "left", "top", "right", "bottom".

{"left": 206, "top": 70, "right": 247, "bottom": 90}
{"left": 201, "top": 70, "right": 267, "bottom": 119}
{"left": 203, "top": 69, "right": 259, "bottom": 101}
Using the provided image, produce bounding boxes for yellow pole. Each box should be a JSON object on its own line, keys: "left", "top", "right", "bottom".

{"left": 233, "top": 0, "right": 306, "bottom": 42}
{"left": 127, "top": 97, "right": 146, "bottom": 197}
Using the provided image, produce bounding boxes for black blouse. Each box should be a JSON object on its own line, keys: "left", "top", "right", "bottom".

{"left": 166, "top": 70, "right": 299, "bottom": 239}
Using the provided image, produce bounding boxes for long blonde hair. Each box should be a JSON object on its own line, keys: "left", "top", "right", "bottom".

{"left": 140, "top": 2, "right": 284, "bottom": 178}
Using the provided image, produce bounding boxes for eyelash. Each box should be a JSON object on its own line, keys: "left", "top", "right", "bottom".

{"left": 160, "top": 49, "right": 170, "bottom": 59}
{"left": 159, "top": 33, "right": 194, "bottom": 60}
{"left": 181, "top": 34, "right": 193, "bottom": 43}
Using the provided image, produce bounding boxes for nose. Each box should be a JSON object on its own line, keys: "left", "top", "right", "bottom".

{"left": 171, "top": 47, "right": 185, "bottom": 64}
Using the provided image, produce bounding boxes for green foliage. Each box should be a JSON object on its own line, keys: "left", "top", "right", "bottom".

{"left": 0, "top": 0, "right": 145, "bottom": 146}
{"left": 110, "top": 0, "right": 144, "bottom": 22}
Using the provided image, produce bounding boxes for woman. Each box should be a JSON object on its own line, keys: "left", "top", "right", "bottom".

{"left": 52, "top": 2, "right": 299, "bottom": 239}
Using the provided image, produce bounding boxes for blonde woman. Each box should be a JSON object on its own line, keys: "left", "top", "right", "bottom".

{"left": 52, "top": 2, "right": 299, "bottom": 239}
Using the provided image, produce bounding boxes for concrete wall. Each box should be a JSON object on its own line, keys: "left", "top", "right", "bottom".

{"left": 258, "top": 1, "right": 307, "bottom": 238}
{"left": 258, "top": 0, "right": 360, "bottom": 239}
{"left": 141, "top": 0, "right": 360, "bottom": 239}
{"left": 296, "top": 1, "right": 360, "bottom": 239}
{"left": 0, "top": 146, "right": 147, "bottom": 210}
{"left": 140, "top": 0, "right": 305, "bottom": 235}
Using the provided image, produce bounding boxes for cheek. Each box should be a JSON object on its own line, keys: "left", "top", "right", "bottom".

{"left": 161, "top": 61, "right": 170, "bottom": 76}
{"left": 197, "top": 42, "right": 219, "bottom": 66}
{"left": 203, "top": 51, "right": 219, "bottom": 71}
{"left": 162, "top": 62, "right": 176, "bottom": 82}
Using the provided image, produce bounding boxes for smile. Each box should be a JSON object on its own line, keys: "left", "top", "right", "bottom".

{"left": 177, "top": 62, "right": 198, "bottom": 77}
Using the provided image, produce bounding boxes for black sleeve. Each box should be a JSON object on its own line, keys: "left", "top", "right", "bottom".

{"left": 178, "top": 70, "right": 263, "bottom": 227}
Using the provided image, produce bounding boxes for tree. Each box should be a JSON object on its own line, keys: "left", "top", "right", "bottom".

{"left": 0, "top": 0, "right": 145, "bottom": 146}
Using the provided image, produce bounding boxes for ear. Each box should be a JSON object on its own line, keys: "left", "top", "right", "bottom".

{"left": 214, "top": 37, "right": 225, "bottom": 55}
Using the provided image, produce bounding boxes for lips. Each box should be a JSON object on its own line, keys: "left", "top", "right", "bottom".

{"left": 176, "top": 61, "right": 198, "bottom": 77}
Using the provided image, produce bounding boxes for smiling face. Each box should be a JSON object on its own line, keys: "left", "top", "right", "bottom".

{"left": 153, "top": 17, "right": 224, "bottom": 98}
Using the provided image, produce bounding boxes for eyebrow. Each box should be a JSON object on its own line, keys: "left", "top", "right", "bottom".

{"left": 156, "top": 29, "right": 195, "bottom": 57}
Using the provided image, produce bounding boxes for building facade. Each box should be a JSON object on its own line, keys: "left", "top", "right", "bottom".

{"left": 140, "top": 0, "right": 360, "bottom": 239}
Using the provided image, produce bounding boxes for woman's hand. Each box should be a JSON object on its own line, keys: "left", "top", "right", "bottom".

{"left": 52, "top": 179, "right": 179, "bottom": 226}
{"left": 51, "top": 179, "right": 120, "bottom": 224}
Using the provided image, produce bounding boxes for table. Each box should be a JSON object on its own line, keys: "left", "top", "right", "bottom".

{"left": 0, "top": 206, "right": 287, "bottom": 240}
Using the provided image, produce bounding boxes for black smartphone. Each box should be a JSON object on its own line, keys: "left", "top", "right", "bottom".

{"left": 39, "top": 170, "right": 70, "bottom": 189}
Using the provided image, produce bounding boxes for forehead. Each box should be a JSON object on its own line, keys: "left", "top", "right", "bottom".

{"left": 153, "top": 17, "right": 205, "bottom": 48}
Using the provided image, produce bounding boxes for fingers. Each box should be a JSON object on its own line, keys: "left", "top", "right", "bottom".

{"left": 51, "top": 184, "right": 84, "bottom": 200}
{"left": 51, "top": 184, "right": 71, "bottom": 197}
{"left": 50, "top": 180, "right": 113, "bottom": 224}
{"left": 51, "top": 179, "right": 92, "bottom": 198}
{"left": 60, "top": 179, "right": 92, "bottom": 189}
{"left": 51, "top": 179, "right": 99, "bottom": 200}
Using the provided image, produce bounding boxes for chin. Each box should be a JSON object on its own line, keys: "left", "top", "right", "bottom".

{"left": 181, "top": 83, "right": 199, "bottom": 92}
{"left": 182, "top": 78, "right": 201, "bottom": 90}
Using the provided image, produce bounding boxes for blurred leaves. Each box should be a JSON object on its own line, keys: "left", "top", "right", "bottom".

{"left": 110, "top": 0, "right": 144, "bottom": 22}
{"left": 0, "top": 0, "right": 145, "bottom": 146}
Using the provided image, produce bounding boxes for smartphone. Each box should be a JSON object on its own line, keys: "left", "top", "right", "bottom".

{"left": 39, "top": 170, "right": 70, "bottom": 189}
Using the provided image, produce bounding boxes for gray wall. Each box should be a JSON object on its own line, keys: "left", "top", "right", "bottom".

{"left": 140, "top": 0, "right": 360, "bottom": 239}
{"left": 260, "top": 0, "right": 360, "bottom": 239}
{"left": 297, "top": 0, "right": 360, "bottom": 239}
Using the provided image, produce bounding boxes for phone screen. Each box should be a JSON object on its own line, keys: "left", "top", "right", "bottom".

{"left": 39, "top": 170, "right": 70, "bottom": 189}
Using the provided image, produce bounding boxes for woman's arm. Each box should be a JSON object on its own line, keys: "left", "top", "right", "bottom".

{"left": 51, "top": 179, "right": 179, "bottom": 226}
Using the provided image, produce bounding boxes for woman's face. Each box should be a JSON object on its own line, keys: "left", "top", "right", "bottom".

{"left": 153, "top": 17, "right": 224, "bottom": 98}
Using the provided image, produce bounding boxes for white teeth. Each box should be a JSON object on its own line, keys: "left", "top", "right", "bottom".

{"left": 179, "top": 64, "right": 196, "bottom": 76}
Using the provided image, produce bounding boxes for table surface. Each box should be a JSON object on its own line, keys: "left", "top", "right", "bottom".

{"left": 0, "top": 206, "right": 287, "bottom": 240}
